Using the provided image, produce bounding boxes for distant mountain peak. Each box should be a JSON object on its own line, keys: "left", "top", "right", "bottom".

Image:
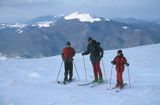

{"left": 32, "top": 21, "right": 54, "bottom": 28}
{"left": 64, "top": 12, "right": 101, "bottom": 22}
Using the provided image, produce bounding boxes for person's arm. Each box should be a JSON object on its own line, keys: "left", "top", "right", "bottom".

{"left": 124, "top": 57, "right": 129, "bottom": 66}
{"left": 82, "top": 45, "right": 90, "bottom": 55}
{"left": 97, "top": 45, "right": 104, "bottom": 58}
{"left": 111, "top": 57, "right": 116, "bottom": 65}
{"left": 61, "top": 49, "right": 65, "bottom": 60}
{"left": 72, "top": 48, "right": 76, "bottom": 57}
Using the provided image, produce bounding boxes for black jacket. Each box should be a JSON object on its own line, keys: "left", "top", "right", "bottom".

{"left": 83, "top": 40, "right": 103, "bottom": 63}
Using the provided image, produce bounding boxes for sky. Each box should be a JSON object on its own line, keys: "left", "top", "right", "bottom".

{"left": 0, "top": 0, "right": 160, "bottom": 22}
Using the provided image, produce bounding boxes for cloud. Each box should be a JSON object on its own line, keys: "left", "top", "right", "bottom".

{"left": 0, "top": 0, "right": 57, "bottom": 7}
{"left": 0, "top": 0, "right": 159, "bottom": 20}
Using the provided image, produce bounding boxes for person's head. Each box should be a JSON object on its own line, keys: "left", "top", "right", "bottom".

{"left": 88, "top": 37, "right": 93, "bottom": 45}
{"left": 66, "top": 41, "right": 71, "bottom": 48}
{"left": 117, "top": 50, "right": 123, "bottom": 56}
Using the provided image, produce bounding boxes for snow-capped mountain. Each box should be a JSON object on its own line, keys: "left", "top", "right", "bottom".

{"left": 0, "top": 12, "right": 160, "bottom": 58}
{"left": 26, "top": 15, "right": 63, "bottom": 24}
{"left": 0, "top": 23, "right": 27, "bottom": 28}
{"left": 0, "top": 23, "right": 27, "bottom": 34}
{"left": 64, "top": 12, "right": 101, "bottom": 22}
{"left": 32, "top": 21, "right": 54, "bottom": 28}
{"left": 0, "top": 44, "right": 160, "bottom": 105}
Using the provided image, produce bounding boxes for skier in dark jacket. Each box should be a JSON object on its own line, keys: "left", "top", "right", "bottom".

{"left": 62, "top": 42, "right": 75, "bottom": 82}
{"left": 82, "top": 37, "right": 104, "bottom": 83}
{"left": 111, "top": 50, "right": 129, "bottom": 88}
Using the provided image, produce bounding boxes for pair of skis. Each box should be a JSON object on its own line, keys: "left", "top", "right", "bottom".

{"left": 77, "top": 80, "right": 108, "bottom": 88}
{"left": 78, "top": 81, "right": 127, "bottom": 92}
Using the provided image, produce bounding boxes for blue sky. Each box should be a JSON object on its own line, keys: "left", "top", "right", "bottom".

{"left": 0, "top": 0, "right": 160, "bottom": 21}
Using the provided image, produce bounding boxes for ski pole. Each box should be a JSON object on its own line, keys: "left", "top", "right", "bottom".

{"left": 102, "top": 59, "right": 107, "bottom": 80}
{"left": 110, "top": 65, "right": 113, "bottom": 88}
{"left": 83, "top": 56, "right": 88, "bottom": 80}
{"left": 127, "top": 67, "right": 131, "bottom": 88}
{"left": 73, "top": 60, "right": 80, "bottom": 81}
{"left": 56, "top": 61, "right": 63, "bottom": 82}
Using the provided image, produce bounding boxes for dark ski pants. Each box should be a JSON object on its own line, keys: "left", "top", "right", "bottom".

{"left": 64, "top": 61, "right": 73, "bottom": 81}
{"left": 92, "top": 61, "right": 103, "bottom": 80}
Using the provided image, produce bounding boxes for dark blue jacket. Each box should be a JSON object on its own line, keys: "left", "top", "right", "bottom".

{"left": 83, "top": 40, "right": 104, "bottom": 63}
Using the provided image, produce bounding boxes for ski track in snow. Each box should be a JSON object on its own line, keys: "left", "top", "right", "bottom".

{"left": 0, "top": 44, "right": 160, "bottom": 105}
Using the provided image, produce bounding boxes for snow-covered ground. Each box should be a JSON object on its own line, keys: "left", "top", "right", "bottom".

{"left": 0, "top": 44, "right": 160, "bottom": 105}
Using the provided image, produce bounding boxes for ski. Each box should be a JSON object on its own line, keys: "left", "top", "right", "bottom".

{"left": 77, "top": 82, "right": 95, "bottom": 86}
{"left": 115, "top": 83, "right": 127, "bottom": 92}
{"left": 107, "top": 83, "right": 127, "bottom": 91}
{"left": 107, "top": 87, "right": 117, "bottom": 90}
{"left": 115, "top": 88, "right": 121, "bottom": 92}
{"left": 57, "top": 78, "right": 76, "bottom": 85}
{"left": 57, "top": 81, "right": 66, "bottom": 84}
{"left": 90, "top": 80, "right": 108, "bottom": 88}
{"left": 77, "top": 80, "right": 108, "bottom": 87}
{"left": 57, "top": 80, "right": 72, "bottom": 85}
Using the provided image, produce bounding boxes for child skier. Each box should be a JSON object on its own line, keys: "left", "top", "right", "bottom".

{"left": 62, "top": 42, "right": 75, "bottom": 82}
{"left": 111, "top": 50, "right": 129, "bottom": 88}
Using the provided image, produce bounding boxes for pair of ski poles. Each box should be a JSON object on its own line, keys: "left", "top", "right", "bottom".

{"left": 109, "top": 65, "right": 131, "bottom": 88}
{"left": 56, "top": 56, "right": 106, "bottom": 81}
{"left": 56, "top": 60, "right": 80, "bottom": 82}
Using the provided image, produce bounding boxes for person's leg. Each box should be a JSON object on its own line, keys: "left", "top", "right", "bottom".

{"left": 116, "top": 71, "right": 120, "bottom": 87}
{"left": 64, "top": 62, "right": 69, "bottom": 81}
{"left": 119, "top": 72, "right": 124, "bottom": 87}
{"left": 92, "top": 63, "right": 98, "bottom": 82}
{"left": 94, "top": 62, "right": 103, "bottom": 83}
{"left": 69, "top": 61, "right": 73, "bottom": 81}
{"left": 96, "top": 61, "right": 103, "bottom": 79}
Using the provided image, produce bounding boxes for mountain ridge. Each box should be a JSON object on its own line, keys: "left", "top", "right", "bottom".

{"left": 0, "top": 12, "right": 160, "bottom": 58}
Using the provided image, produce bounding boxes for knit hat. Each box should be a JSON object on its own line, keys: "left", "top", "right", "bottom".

{"left": 88, "top": 37, "right": 92, "bottom": 41}
{"left": 66, "top": 41, "right": 71, "bottom": 45}
{"left": 117, "top": 50, "right": 122, "bottom": 54}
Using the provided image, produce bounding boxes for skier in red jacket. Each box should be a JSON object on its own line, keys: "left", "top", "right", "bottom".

{"left": 62, "top": 42, "right": 75, "bottom": 82}
{"left": 111, "top": 50, "right": 129, "bottom": 88}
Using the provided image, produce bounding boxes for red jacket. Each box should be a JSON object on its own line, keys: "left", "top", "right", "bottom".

{"left": 62, "top": 47, "right": 75, "bottom": 62}
{"left": 113, "top": 55, "right": 127, "bottom": 72}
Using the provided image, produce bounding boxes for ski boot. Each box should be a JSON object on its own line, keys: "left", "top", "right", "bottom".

{"left": 98, "top": 78, "right": 104, "bottom": 83}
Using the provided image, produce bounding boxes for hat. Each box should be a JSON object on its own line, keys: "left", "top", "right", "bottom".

{"left": 117, "top": 50, "right": 122, "bottom": 54}
{"left": 66, "top": 41, "right": 71, "bottom": 45}
{"left": 88, "top": 37, "right": 92, "bottom": 41}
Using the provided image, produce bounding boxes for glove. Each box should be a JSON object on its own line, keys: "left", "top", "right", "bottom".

{"left": 62, "top": 56, "right": 65, "bottom": 61}
{"left": 126, "top": 63, "right": 129, "bottom": 66}
{"left": 111, "top": 61, "right": 115, "bottom": 65}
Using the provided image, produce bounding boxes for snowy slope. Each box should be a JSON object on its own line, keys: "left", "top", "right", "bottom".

{"left": 0, "top": 44, "right": 160, "bottom": 105}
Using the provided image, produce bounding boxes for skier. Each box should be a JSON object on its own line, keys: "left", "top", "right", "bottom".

{"left": 82, "top": 37, "right": 104, "bottom": 83}
{"left": 62, "top": 41, "right": 75, "bottom": 82}
{"left": 111, "top": 50, "right": 129, "bottom": 88}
